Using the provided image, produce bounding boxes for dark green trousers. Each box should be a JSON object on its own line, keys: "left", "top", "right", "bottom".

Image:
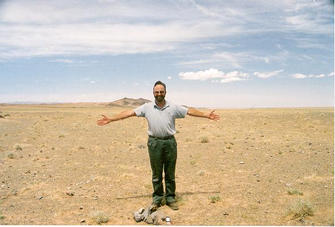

{"left": 147, "top": 136, "right": 177, "bottom": 205}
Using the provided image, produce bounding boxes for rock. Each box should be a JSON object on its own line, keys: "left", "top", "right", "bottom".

{"left": 239, "top": 161, "right": 245, "bottom": 164}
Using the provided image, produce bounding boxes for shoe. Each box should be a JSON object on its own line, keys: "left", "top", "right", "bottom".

{"left": 167, "top": 202, "right": 179, "bottom": 210}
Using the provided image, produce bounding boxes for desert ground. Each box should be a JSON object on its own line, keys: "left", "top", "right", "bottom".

{"left": 0, "top": 103, "right": 333, "bottom": 225}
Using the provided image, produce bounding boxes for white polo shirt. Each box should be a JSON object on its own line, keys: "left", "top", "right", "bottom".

{"left": 134, "top": 101, "right": 188, "bottom": 138}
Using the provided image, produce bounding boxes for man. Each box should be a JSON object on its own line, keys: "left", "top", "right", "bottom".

{"left": 97, "top": 81, "right": 220, "bottom": 210}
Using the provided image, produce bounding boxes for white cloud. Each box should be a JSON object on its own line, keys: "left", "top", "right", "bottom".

{"left": 314, "top": 74, "right": 325, "bottom": 78}
{"left": 0, "top": 0, "right": 332, "bottom": 67}
{"left": 49, "top": 59, "right": 74, "bottom": 64}
{"left": 292, "top": 73, "right": 307, "bottom": 79}
{"left": 328, "top": 72, "right": 334, "bottom": 77}
{"left": 0, "top": 0, "right": 245, "bottom": 59}
{"left": 254, "top": 70, "right": 283, "bottom": 79}
{"left": 219, "top": 71, "right": 249, "bottom": 83}
{"left": 284, "top": 0, "right": 333, "bottom": 35}
{"left": 179, "top": 68, "right": 249, "bottom": 83}
{"left": 179, "top": 68, "right": 224, "bottom": 81}
{"left": 0, "top": 20, "right": 242, "bottom": 59}
{"left": 179, "top": 51, "right": 271, "bottom": 68}
{"left": 292, "top": 73, "right": 327, "bottom": 79}
{"left": 167, "top": 76, "right": 172, "bottom": 80}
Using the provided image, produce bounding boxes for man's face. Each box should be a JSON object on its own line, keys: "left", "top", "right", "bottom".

{"left": 153, "top": 84, "right": 166, "bottom": 103}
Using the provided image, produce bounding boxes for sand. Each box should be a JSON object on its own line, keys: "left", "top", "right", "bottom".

{"left": 0, "top": 104, "right": 333, "bottom": 225}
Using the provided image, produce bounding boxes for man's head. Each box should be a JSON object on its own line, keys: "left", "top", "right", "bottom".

{"left": 153, "top": 81, "right": 166, "bottom": 103}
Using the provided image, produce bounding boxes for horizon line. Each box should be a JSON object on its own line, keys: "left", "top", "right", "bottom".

{"left": 0, "top": 101, "right": 333, "bottom": 110}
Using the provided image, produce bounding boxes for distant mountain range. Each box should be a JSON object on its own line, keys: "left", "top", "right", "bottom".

{"left": 107, "top": 97, "right": 151, "bottom": 107}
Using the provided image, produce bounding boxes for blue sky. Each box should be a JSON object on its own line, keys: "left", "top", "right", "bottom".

{"left": 0, "top": 0, "right": 333, "bottom": 108}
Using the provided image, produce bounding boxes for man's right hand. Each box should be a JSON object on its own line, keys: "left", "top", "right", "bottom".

{"left": 97, "top": 115, "right": 112, "bottom": 126}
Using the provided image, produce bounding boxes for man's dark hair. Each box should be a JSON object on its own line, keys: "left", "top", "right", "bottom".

{"left": 153, "top": 81, "right": 166, "bottom": 90}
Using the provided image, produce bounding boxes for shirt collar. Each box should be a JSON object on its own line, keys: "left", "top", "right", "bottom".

{"left": 154, "top": 100, "right": 170, "bottom": 110}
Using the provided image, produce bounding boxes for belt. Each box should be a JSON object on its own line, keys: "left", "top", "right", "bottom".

{"left": 149, "top": 135, "right": 174, "bottom": 140}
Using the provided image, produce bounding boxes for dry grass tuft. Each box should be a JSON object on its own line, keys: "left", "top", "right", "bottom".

{"left": 200, "top": 137, "right": 209, "bottom": 143}
{"left": 286, "top": 199, "right": 314, "bottom": 220}
{"left": 209, "top": 195, "right": 221, "bottom": 203}
{"left": 7, "top": 153, "right": 15, "bottom": 159}
{"left": 15, "top": 145, "right": 22, "bottom": 151}
{"left": 90, "top": 211, "right": 109, "bottom": 224}
{"left": 287, "top": 189, "right": 303, "bottom": 196}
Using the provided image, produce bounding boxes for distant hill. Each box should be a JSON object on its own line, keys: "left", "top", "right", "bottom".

{"left": 107, "top": 97, "right": 151, "bottom": 107}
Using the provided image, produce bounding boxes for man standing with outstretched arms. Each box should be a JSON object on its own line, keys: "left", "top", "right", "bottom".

{"left": 97, "top": 81, "right": 220, "bottom": 210}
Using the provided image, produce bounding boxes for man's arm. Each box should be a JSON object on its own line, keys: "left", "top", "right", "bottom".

{"left": 97, "top": 109, "right": 136, "bottom": 126}
{"left": 187, "top": 108, "right": 220, "bottom": 121}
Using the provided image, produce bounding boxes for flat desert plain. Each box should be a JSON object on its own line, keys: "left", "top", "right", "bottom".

{"left": 0, "top": 104, "right": 333, "bottom": 225}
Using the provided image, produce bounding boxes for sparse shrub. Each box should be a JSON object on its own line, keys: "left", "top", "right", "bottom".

{"left": 59, "top": 135, "right": 65, "bottom": 138}
{"left": 287, "top": 199, "right": 314, "bottom": 220}
{"left": 90, "top": 211, "right": 109, "bottom": 224}
{"left": 190, "top": 160, "right": 196, "bottom": 165}
{"left": 287, "top": 189, "right": 303, "bottom": 196}
{"left": 209, "top": 195, "right": 221, "bottom": 203}
{"left": 200, "top": 137, "right": 209, "bottom": 143}
{"left": 16, "top": 145, "right": 23, "bottom": 151}
{"left": 8, "top": 153, "right": 15, "bottom": 159}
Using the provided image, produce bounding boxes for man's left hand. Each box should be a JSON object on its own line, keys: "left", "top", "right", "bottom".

{"left": 208, "top": 110, "right": 220, "bottom": 121}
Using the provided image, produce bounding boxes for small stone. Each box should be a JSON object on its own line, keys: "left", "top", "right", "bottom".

{"left": 11, "top": 189, "right": 18, "bottom": 196}
{"left": 80, "top": 219, "right": 86, "bottom": 223}
{"left": 239, "top": 161, "right": 245, "bottom": 164}
{"left": 66, "top": 192, "right": 75, "bottom": 196}
{"left": 197, "top": 170, "right": 206, "bottom": 176}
